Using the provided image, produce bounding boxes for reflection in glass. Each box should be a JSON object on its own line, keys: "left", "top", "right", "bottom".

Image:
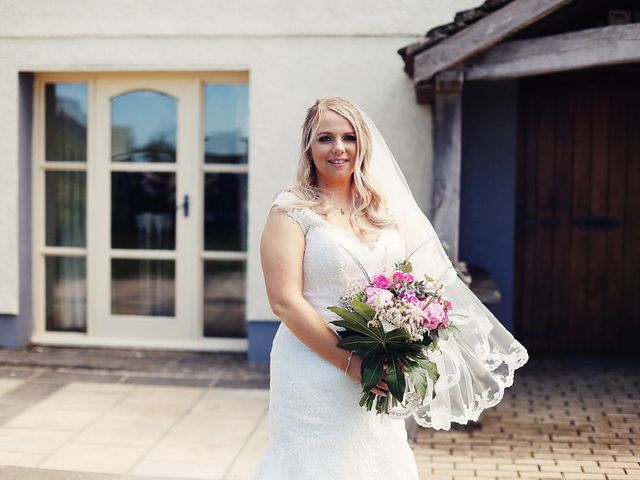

{"left": 204, "top": 173, "right": 247, "bottom": 251}
{"left": 111, "top": 259, "right": 174, "bottom": 316}
{"left": 46, "top": 256, "right": 87, "bottom": 332}
{"left": 45, "top": 171, "right": 86, "bottom": 247}
{"left": 111, "top": 172, "right": 176, "bottom": 250}
{"left": 111, "top": 91, "right": 176, "bottom": 163}
{"left": 204, "top": 84, "right": 249, "bottom": 164}
{"left": 203, "top": 261, "right": 246, "bottom": 337}
{"left": 45, "top": 83, "right": 88, "bottom": 162}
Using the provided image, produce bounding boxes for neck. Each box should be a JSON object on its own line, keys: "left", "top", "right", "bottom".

{"left": 317, "top": 179, "right": 353, "bottom": 209}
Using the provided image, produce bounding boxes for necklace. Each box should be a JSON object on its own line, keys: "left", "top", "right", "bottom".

{"left": 331, "top": 204, "right": 350, "bottom": 216}
{"left": 327, "top": 196, "right": 352, "bottom": 216}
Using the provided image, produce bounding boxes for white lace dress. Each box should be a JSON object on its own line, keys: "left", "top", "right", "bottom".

{"left": 253, "top": 191, "right": 420, "bottom": 480}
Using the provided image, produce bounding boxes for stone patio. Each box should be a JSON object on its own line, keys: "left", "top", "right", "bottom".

{"left": 0, "top": 347, "right": 637, "bottom": 479}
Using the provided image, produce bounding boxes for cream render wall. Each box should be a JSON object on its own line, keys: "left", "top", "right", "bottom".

{"left": 0, "top": 0, "right": 484, "bottom": 322}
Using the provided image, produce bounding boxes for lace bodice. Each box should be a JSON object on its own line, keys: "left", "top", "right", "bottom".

{"left": 272, "top": 191, "right": 406, "bottom": 327}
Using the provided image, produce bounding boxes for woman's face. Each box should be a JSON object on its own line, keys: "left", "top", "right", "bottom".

{"left": 309, "top": 110, "right": 357, "bottom": 188}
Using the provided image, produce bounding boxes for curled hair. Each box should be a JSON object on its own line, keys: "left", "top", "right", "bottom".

{"left": 284, "top": 97, "right": 395, "bottom": 231}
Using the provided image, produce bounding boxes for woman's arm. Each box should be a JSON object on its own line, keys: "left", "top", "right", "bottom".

{"left": 261, "top": 208, "right": 386, "bottom": 394}
{"left": 261, "top": 208, "right": 353, "bottom": 374}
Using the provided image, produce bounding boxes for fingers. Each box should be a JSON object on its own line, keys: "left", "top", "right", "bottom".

{"left": 370, "top": 379, "right": 389, "bottom": 396}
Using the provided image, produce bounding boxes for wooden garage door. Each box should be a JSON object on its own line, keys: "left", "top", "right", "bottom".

{"left": 516, "top": 70, "right": 640, "bottom": 355}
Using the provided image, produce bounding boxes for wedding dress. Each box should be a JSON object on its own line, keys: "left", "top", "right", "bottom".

{"left": 253, "top": 190, "right": 421, "bottom": 480}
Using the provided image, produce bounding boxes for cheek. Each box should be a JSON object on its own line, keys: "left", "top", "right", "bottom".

{"left": 310, "top": 142, "right": 330, "bottom": 162}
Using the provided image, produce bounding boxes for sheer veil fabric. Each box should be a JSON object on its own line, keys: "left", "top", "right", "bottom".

{"left": 361, "top": 109, "right": 529, "bottom": 430}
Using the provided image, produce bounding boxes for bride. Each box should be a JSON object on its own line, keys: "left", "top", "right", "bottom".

{"left": 253, "top": 98, "right": 528, "bottom": 479}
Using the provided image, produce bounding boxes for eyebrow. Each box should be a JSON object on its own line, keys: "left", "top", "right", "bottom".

{"left": 316, "top": 131, "right": 356, "bottom": 136}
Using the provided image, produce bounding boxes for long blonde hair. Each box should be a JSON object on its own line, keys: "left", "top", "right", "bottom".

{"left": 286, "top": 97, "right": 395, "bottom": 231}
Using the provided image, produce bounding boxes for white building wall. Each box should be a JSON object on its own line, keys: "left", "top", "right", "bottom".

{"left": 0, "top": 0, "right": 484, "bottom": 322}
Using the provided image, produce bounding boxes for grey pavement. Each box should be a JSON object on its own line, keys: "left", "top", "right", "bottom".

{"left": 0, "top": 346, "right": 638, "bottom": 479}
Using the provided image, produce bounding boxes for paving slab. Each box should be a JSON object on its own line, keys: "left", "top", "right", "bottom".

{"left": 0, "top": 346, "right": 638, "bottom": 480}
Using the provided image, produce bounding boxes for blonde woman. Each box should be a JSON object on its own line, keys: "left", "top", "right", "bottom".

{"left": 254, "top": 98, "right": 528, "bottom": 478}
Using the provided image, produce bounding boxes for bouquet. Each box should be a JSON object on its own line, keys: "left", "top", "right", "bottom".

{"left": 329, "top": 251, "right": 455, "bottom": 415}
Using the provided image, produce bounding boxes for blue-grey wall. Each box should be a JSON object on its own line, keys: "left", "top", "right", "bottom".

{"left": 1, "top": 73, "right": 34, "bottom": 348}
{"left": 460, "top": 80, "right": 518, "bottom": 331}
{"left": 247, "top": 320, "right": 279, "bottom": 362}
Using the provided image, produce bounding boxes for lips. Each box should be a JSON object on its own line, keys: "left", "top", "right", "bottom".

{"left": 328, "top": 159, "right": 349, "bottom": 165}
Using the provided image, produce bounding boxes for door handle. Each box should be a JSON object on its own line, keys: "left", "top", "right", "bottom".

{"left": 573, "top": 216, "right": 621, "bottom": 230}
{"left": 177, "top": 194, "right": 189, "bottom": 217}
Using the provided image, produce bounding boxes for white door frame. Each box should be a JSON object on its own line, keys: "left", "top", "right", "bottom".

{"left": 31, "top": 72, "right": 248, "bottom": 352}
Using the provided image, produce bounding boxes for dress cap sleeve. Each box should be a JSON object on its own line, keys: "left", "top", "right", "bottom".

{"left": 271, "top": 191, "right": 317, "bottom": 235}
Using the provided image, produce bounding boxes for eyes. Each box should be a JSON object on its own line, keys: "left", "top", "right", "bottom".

{"left": 318, "top": 134, "right": 357, "bottom": 143}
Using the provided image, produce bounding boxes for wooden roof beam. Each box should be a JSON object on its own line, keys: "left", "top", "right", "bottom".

{"left": 465, "top": 23, "right": 640, "bottom": 80}
{"left": 413, "top": 0, "right": 574, "bottom": 83}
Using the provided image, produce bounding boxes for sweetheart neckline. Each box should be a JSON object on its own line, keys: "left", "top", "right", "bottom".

{"left": 309, "top": 211, "right": 384, "bottom": 252}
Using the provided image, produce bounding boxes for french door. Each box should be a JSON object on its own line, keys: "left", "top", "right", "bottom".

{"left": 33, "top": 72, "right": 248, "bottom": 350}
{"left": 92, "top": 76, "right": 197, "bottom": 341}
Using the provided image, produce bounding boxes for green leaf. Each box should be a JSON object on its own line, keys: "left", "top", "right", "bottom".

{"left": 408, "top": 370, "right": 428, "bottom": 399}
{"left": 396, "top": 260, "right": 413, "bottom": 273}
{"left": 328, "top": 305, "right": 378, "bottom": 335}
{"left": 361, "top": 352, "right": 386, "bottom": 391}
{"left": 351, "top": 300, "right": 376, "bottom": 322}
{"left": 327, "top": 306, "right": 368, "bottom": 327}
{"left": 414, "top": 358, "right": 440, "bottom": 385}
{"left": 385, "top": 328, "right": 412, "bottom": 344}
{"left": 419, "top": 335, "right": 433, "bottom": 347}
{"left": 336, "top": 335, "right": 381, "bottom": 352}
{"left": 330, "top": 319, "right": 385, "bottom": 344}
{"left": 366, "top": 392, "right": 376, "bottom": 411}
{"left": 386, "top": 355, "right": 406, "bottom": 403}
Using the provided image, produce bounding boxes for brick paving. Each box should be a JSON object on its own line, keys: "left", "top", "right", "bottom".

{"left": 414, "top": 357, "right": 640, "bottom": 479}
{"left": 0, "top": 346, "right": 638, "bottom": 479}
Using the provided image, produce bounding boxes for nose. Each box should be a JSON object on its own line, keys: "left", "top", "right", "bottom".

{"left": 333, "top": 138, "right": 345, "bottom": 153}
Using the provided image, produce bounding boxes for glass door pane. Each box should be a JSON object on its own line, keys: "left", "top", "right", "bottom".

{"left": 111, "top": 259, "right": 175, "bottom": 316}
{"left": 109, "top": 90, "right": 177, "bottom": 318}
{"left": 43, "top": 82, "right": 88, "bottom": 333}
{"left": 112, "top": 91, "right": 176, "bottom": 163}
{"left": 202, "top": 83, "right": 249, "bottom": 338}
{"left": 111, "top": 172, "right": 176, "bottom": 250}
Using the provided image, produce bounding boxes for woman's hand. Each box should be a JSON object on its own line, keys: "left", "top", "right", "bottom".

{"left": 346, "top": 353, "right": 389, "bottom": 397}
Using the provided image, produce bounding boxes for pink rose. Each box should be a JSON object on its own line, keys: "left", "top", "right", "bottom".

{"left": 365, "top": 287, "right": 394, "bottom": 308}
{"left": 400, "top": 292, "right": 420, "bottom": 306}
{"left": 392, "top": 271, "right": 415, "bottom": 283}
{"left": 424, "top": 301, "right": 447, "bottom": 330}
{"left": 371, "top": 274, "right": 391, "bottom": 290}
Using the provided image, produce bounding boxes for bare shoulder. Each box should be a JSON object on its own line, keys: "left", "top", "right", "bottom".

{"left": 261, "top": 207, "right": 305, "bottom": 254}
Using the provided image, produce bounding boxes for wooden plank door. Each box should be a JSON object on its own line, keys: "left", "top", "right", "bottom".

{"left": 516, "top": 70, "right": 640, "bottom": 355}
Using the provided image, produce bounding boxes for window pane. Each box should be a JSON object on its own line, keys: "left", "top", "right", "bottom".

{"left": 204, "top": 84, "right": 248, "bottom": 164}
{"left": 111, "top": 172, "right": 176, "bottom": 250}
{"left": 45, "top": 83, "right": 88, "bottom": 162}
{"left": 111, "top": 259, "right": 175, "bottom": 316}
{"left": 204, "top": 173, "right": 247, "bottom": 251}
{"left": 203, "top": 261, "right": 246, "bottom": 338}
{"left": 46, "top": 256, "right": 86, "bottom": 332}
{"left": 45, "top": 171, "right": 86, "bottom": 247}
{"left": 111, "top": 91, "right": 176, "bottom": 163}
